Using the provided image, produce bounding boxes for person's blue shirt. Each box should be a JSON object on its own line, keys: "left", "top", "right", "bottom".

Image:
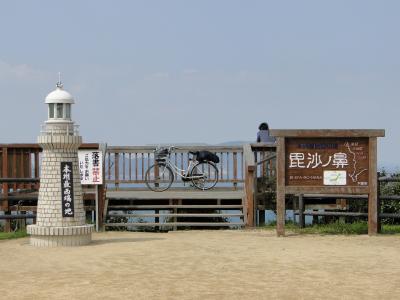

{"left": 257, "top": 129, "right": 276, "bottom": 143}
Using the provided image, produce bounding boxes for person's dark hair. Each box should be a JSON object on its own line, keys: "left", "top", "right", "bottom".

{"left": 258, "top": 122, "right": 269, "bottom": 131}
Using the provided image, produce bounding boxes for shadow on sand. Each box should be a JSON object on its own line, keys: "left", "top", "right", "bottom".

{"left": 90, "top": 237, "right": 165, "bottom": 245}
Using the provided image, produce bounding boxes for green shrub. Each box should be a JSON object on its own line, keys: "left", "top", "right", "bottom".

{"left": 0, "top": 230, "right": 28, "bottom": 240}
{"left": 261, "top": 221, "right": 400, "bottom": 235}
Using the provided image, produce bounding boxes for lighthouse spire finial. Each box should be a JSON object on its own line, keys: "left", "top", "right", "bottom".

{"left": 56, "top": 72, "right": 63, "bottom": 88}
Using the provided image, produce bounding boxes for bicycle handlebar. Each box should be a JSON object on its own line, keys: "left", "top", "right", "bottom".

{"left": 155, "top": 146, "right": 197, "bottom": 155}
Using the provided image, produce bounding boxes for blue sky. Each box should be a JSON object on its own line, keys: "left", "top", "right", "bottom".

{"left": 0, "top": 1, "right": 399, "bottom": 170}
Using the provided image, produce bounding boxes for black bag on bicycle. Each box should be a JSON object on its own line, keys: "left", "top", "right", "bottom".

{"left": 196, "top": 151, "right": 220, "bottom": 163}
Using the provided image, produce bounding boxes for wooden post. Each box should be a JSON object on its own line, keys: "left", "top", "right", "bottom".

{"left": 34, "top": 150, "right": 40, "bottom": 190}
{"left": 243, "top": 145, "right": 255, "bottom": 227}
{"left": 98, "top": 185, "right": 105, "bottom": 230}
{"left": 377, "top": 172, "right": 381, "bottom": 233}
{"left": 242, "top": 196, "right": 247, "bottom": 226}
{"left": 114, "top": 153, "right": 119, "bottom": 190}
{"left": 20, "top": 149, "right": 25, "bottom": 190}
{"left": 2, "top": 147, "right": 10, "bottom": 232}
{"left": 312, "top": 211, "right": 318, "bottom": 225}
{"left": 269, "top": 156, "right": 274, "bottom": 177}
{"left": 245, "top": 174, "right": 252, "bottom": 227}
{"left": 299, "top": 194, "right": 305, "bottom": 228}
{"left": 258, "top": 209, "right": 265, "bottom": 226}
{"left": 155, "top": 209, "right": 159, "bottom": 231}
{"left": 28, "top": 149, "right": 32, "bottom": 191}
{"left": 12, "top": 149, "right": 17, "bottom": 191}
{"left": 20, "top": 211, "right": 26, "bottom": 230}
{"left": 171, "top": 199, "right": 177, "bottom": 231}
{"left": 368, "top": 137, "right": 378, "bottom": 235}
{"left": 233, "top": 152, "right": 237, "bottom": 190}
{"left": 102, "top": 192, "right": 108, "bottom": 231}
{"left": 276, "top": 137, "right": 285, "bottom": 236}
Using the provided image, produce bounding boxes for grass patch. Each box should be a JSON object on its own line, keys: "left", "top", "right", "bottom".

{"left": 0, "top": 230, "right": 28, "bottom": 240}
{"left": 381, "top": 224, "right": 400, "bottom": 234}
{"left": 261, "top": 221, "right": 400, "bottom": 235}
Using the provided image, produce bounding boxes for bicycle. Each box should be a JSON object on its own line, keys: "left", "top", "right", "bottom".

{"left": 145, "top": 146, "right": 219, "bottom": 192}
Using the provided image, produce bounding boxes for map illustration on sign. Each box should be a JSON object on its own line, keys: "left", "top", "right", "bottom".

{"left": 345, "top": 142, "right": 368, "bottom": 183}
{"left": 323, "top": 170, "right": 346, "bottom": 185}
{"left": 286, "top": 138, "right": 369, "bottom": 186}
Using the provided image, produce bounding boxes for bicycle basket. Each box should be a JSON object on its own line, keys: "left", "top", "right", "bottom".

{"left": 155, "top": 148, "right": 169, "bottom": 161}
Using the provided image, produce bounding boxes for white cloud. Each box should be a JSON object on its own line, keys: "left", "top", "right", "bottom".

{"left": 182, "top": 69, "right": 199, "bottom": 75}
{"left": 152, "top": 72, "right": 170, "bottom": 79}
{"left": 0, "top": 60, "right": 50, "bottom": 81}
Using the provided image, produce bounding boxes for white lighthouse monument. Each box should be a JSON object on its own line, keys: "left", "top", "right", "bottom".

{"left": 27, "top": 80, "right": 93, "bottom": 247}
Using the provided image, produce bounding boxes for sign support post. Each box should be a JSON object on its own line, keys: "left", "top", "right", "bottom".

{"left": 95, "top": 185, "right": 99, "bottom": 232}
{"left": 368, "top": 137, "right": 378, "bottom": 235}
{"left": 276, "top": 136, "right": 286, "bottom": 237}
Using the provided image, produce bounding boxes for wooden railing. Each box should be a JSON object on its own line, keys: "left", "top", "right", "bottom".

{"left": 0, "top": 144, "right": 41, "bottom": 231}
{"left": 0, "top": 144, "right": 41, "bottom": 192}
{"left": 243, "top": 143, "right": 277, "bottom": 226}
{"left": 0, "top": 142, "right": 277, "bottom": 231}
{"left": 105, "top": 145, "right": 245, "bottom": 190}
{"left": 251, "top": 143, "right": 277, "bottom": 178}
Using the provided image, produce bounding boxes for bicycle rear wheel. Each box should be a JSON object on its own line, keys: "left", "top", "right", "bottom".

{"left": 145, "top": 164, "right": 174, "bottom": 192}
{"left": 190, "top": 162, "right": 219, "bottom": 190}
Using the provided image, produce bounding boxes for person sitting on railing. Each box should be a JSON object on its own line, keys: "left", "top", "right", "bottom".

{"left": 257, "top": 122, "right": 276, "bottom": 143}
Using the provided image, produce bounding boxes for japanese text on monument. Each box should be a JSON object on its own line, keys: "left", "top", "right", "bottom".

{"left": 61, "top": 162, "right": 74, "bottom": 217}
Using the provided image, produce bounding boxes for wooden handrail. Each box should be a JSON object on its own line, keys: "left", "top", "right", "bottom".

{"left": 0, "top": 178, "right": 40, "bottom": 183}
{"left": 105, "top": 145, "right": 245, "bottom": 188}
{"left": 107, "top": 145, "right": 244, "bottom": 152}
{"left": 379, "top": 177, "right": 400, "bottom": 182}
{"left": 250, "top": 142, "right": 277, "bottom": 149}
{"left": 256, "top": 153, "right": 276, "bottom": 166}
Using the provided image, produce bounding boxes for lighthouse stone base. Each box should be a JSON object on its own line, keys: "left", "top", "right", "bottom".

{"left": 27, "top": 224, "right": 93, "bottom": 247}
{"left": 27, "top": 134, "right": 94, "bottom": 247}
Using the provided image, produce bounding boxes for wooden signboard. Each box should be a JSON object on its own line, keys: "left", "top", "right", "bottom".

{"left": 270, "top": 130, "right": 385, "bottom": 237}
{"left": 286, "top": 138, "right": 369, "bottom": 187}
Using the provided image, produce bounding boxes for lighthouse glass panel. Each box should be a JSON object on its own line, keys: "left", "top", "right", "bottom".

{"left": 56, "top": 103, "right": 63, "bottom": 118}
{"left": 65, "top": 104, "right": 71, "bottom": 119}
{"left": 49, "top": 103, "right": 54, "bottom": 118}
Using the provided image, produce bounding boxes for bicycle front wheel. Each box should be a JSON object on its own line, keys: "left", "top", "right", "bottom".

{"left": 145, "top": 164, "right": 174, "bottom": 192}
{"left": 190, "top": 162, "right": 219, "bottom": 190}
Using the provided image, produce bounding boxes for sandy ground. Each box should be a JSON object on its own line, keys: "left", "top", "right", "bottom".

{"left": 1, "top": 230, "right": 400, "bottom": 300}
